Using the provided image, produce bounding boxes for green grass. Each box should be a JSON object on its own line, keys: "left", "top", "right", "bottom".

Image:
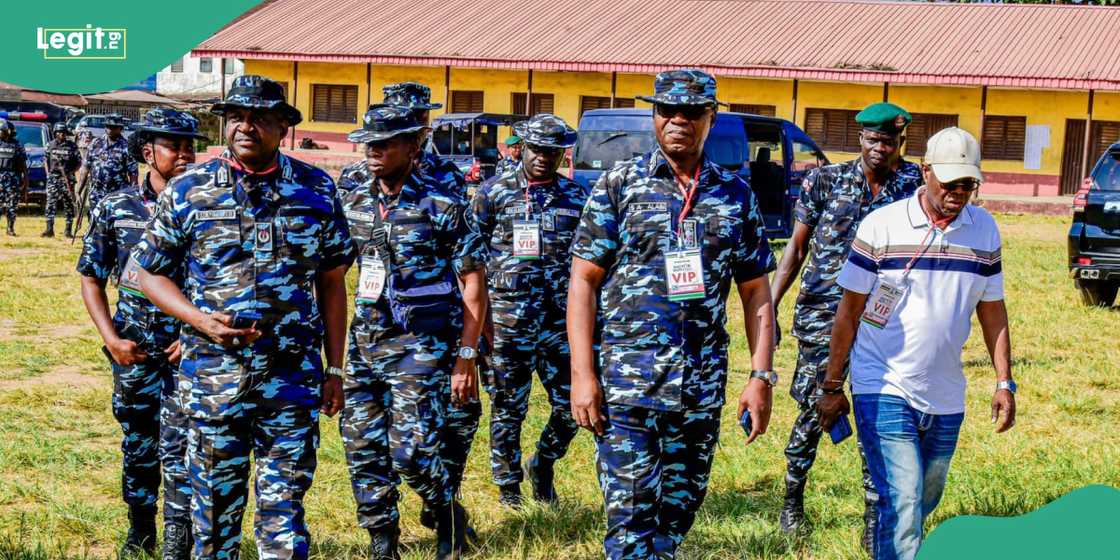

{"left": 0, "top": 212, "right": 1117, "bottom": 559}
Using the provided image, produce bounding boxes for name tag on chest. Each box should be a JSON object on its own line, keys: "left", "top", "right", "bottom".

{"left": 114, "top": 219, "right": 147, "bottom": 230}
{"left": 197, "top": 209, "right": 237, "bottom": 221}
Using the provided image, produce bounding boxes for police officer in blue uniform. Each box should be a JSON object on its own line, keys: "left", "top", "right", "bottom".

{"left": 339, "top": 105, "right": 488, "bottom": 560}
{"left": 77, "top": 108, "right": 207, "bottom": 559}
{"left": 769, "top": 102, "right": 922, "bottom": 549}
{"left": 0, "top": 119, "right": 28, "bottom": 236}
{"left": 133, "top": 76, "right": 355, "bottom": 560}
{"left": 470, "top": 114, "right": 585, "bottom": 507}
{"left": 568, "top": 69, "right": 778, "bottom": 560}
{"left": 78, "top": 113, "right": 138, "bottom": 218}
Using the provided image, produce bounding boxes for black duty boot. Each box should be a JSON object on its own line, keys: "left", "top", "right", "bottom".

{"left": 5, "top": 217, "right": 15, "bottom": 236}
{"left": 120, "top": 504, "right": 157, "bottom": 558}
{"left": 41, "top": 219, "right": 54, "bottom": 237}
{"left": 498, "top": 483, "right": 523, "bottom": 509}
{"left": 861, "top": 498, "right": 877, "bottom": 555}
{"left": 64, "top": 220, "right": 74, "bottom": 239}
{"left": 421, "top": 500, "right": 478, "bottom": 543}
{"left": 779, "top": 477, "right": 807, "bottom": 534}
{"left": 526, "top": 454, "right": 558, "bottom": 504}
{"left": 368, "top": 524, "right": 400, "bottom": 560}
{"left": 434, "top": 500, "right": 469, "bottom": 560}
{"left": 161, "top": 522, "right": 191, "bottom": 560}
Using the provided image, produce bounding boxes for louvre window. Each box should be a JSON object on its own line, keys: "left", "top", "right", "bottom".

{"left": 804, "top": 108, "right": 861, "bottom": 152}
{"left": 906, "top": 113, "right": 959, "bottom": 157}
{"left": 452, "top": 90, "right": 485, "bottom": 113}
{"left": 729, "top": 103, "right": 776, "bottom": 117}
{"left": 311, "top": 84, "right": 358, "bottom": 123}
{"left": 982, "top": 115, "right": 1026, "bottom": 161}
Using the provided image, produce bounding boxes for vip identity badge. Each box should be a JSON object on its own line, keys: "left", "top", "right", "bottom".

{"left": 665, "top": 249, "right": 705, "bottom": 301}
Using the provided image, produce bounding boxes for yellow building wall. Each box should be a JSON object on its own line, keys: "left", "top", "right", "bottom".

{"left": 888, "top": 84, "right": 984, "bottom": 158}
{"left": 797, "top": 80, "right": 883, "bottom": 162}
{"left": 1092, "top": 91, "right": 1120, "bottom": 124}
{"left": 533, "top": 71, "right": 612, "bottom": 126}
{"left": 448, "top": 68, "right": 529, "bottom": 115}
{"left": 285, "top": 62, "right": 369, "bottom": 134}
{"left": 984, "top": 88, "right": 1088, "bottom": 177}
{"left": 720, "top": 77, "right": 796, "bottom": 120}
{"left": 615, "top": 73, "right": 656, "bottom": 108}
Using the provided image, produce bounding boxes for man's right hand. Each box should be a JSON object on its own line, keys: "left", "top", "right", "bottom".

{"left": 571, "top": 370, "right": 607, "bottom": 436}
{"left": 106, "top": 337, "right": 148, "bottom": 366}
{"left": 817, "top": 391, "right": 851, "bottom": 432}
{"left": 197, "top": 312, "right": 261, "bottom": 349}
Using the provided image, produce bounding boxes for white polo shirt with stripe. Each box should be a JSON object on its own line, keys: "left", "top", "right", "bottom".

{"left": 837, "top": 189, "right": 1004, "bottom": 415}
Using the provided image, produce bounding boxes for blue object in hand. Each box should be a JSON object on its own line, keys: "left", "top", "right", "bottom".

{"left": 830, "top": 414, "right": 853, "bottom": 444}
{"left": 740, "top": 409, "right": 753, "bottom": 437}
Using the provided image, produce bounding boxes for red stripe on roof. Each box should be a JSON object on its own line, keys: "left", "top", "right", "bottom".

{"left": 194, "top": 0, "right": 1120, "bottom": 91}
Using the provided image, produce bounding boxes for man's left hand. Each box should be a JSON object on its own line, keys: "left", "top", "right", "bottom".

{"left": 992, "top": 389, "right": 1016, "bottom": 433}
{"left": 451, "top": 358, "right": 479, "bottom": 407}
{"left": 164, "top": 340, "right": 182, "bottom": 365}
{"left": 737, "top": 377, "right": 773, "bottom": 445}
{"left": 320, "top": 375, "right": 344, "bottom": 417}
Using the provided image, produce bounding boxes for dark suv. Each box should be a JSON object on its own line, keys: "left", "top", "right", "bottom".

{"left": 1069, "top": 142, "right": 1120, "bottom": 307}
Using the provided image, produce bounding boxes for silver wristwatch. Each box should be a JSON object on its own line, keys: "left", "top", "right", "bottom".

{"left": 325, "top": 366, "right": 344, "bottom": 378}
{"left": 750, "top": 369, "right": 779, "bottom": 387}
{"left": 457, "top": 346, "right": 478, "bottom": 360}
{"left": 996, "top": 379, "right": 1017, "bottom": 394}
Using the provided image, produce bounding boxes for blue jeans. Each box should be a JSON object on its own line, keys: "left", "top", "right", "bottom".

{"left": 854, "top": 395, "right": 964, "bottom": 560}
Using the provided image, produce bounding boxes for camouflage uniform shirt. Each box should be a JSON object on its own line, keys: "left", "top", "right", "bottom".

{"left": 77, "top": 178, "right": 181, "bottom": 352}
{"left": 46, "top": 139, "right": 81, "bottom": 179}
{"left": 791, "top": 158, "right": 921, "bottom": 345}
{"left": 572, "top": 149, "right": 775, "bottom": 412}
{"left": 85, "top": 135, "right": 137, "bottom": 197}
{"left": 420, "top": 151, "right": 467, "bottom": 199}
{"left": 337, "top": 159, "right": 370, "bottom": 194}
{"left": 133, "top": 153, "right": 356, "bottom": 418}
{"left": 493, "top": 156, "right": 519, "bottom": 179}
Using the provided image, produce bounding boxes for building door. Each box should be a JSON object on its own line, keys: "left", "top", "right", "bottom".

{"left": 1060, "top": 119, "right": 1086, "bottom": 195}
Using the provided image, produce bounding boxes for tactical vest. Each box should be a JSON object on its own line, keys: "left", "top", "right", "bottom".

{"left": 0, "top": 142, "right": 18, "bottom": 172}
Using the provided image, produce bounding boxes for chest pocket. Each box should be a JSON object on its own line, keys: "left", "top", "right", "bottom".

{"left": 622, "top": 199, "right": 671, "bottom": 263}
{"left": 190, "top": 211, "right": 244, "bottom": 283}
{"left": 703, "top": 214, "right": 741, "bottom": 266}
{"left": 821, "top": 195, "right": 864, "bottom": 244}
{"left": 276, "top": 209, "right": 324, "bottom": 269}
{"left": 389, "top": 213, "right": 437, "bottom": 268}
{"left": 113, "top": 219, "right": 148, "bottom": 272}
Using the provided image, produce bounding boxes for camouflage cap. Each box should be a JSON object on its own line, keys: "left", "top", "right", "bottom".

{"left": 129, "top": 108, "right": 208, "bottom": 163}
{"left": 856, "top": 102, "right": 912, "bottom": 134}
{"left": 347, "top": 105, "right": 429, "bottom": 144}
{"left": 637, "top": 69, "right": 725, "bottom": 107}
{"left": 382, "top": 82, "right": 443, "bottom": 111}
{"left": 103, "top": 113, "right": 126, "bottom": 128}
{"left": 512, "top": 114, "right": 577, "bottom": 149}
{"left": 210, "top": 75, "right": 303, "bottom": 126}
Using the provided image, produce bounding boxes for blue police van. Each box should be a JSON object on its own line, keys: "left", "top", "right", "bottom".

{"left": 572, "top": 108, "right": 828, "bottom": 238}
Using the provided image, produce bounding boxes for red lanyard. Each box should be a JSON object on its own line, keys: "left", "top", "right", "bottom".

{"left": 675, "top": 164, "right": 701, "bottom": 240}
{"left": 903, "top": 204, "right": 955, "bottom": 277}
{"left": 219, "top": 156, "right": 279, "bottom": 178}
{"left": 524, "top": 179, "right": 551, "bottom": 220}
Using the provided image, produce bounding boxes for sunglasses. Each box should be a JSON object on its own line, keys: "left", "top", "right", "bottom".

{"left": 525, "top": 143, "right": 564, "bottom": 156}
{"left": 655, "top": 104, "right": 710, "bottom": 120}
{"left": 941, "top": 179, "right": 980, "bottom": 193}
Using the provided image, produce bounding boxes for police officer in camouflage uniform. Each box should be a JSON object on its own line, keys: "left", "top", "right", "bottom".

{"left": 78, "top": 108, "right": 207, "bottom": 559}
{"left": 770, "top": 102, "right": 922, "bottom": 549}
{"left": 469, "top": 114, "right": 584, "bottom": 507}
{"left": 0, "top": 119, "right": 28, "bottom": 236}
{"left": 492, "top": 135, "right": 522, "bottom": 178}
{"left": 133, "top": 76, "right": 355, "bottom": 560}
{"left": 78, "top": 114, "right": 138, "bottom": 219}
{"left": 340, "top": 106, "right": 487, "bottom": 560}
{"left": 43, "top": 122, "right": 81, "bottom": 238}
{"left": 568, "top": 70, "right": 778, "bottom": 560}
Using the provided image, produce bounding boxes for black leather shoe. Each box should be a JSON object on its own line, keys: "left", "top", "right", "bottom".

{"left": 779, "top": 477, "right": 807, "bottom": 534}
{"left": 368, "top": 524, "right": 400, "bottom": 560}
{"left": 161, "top": 522, "right": 191, "bottom": 560}
{"left": 120, "top": 504, "right": 157, "bottom": 558}
{"left": 526, "top": 454, "right": 558, "bottom": 504}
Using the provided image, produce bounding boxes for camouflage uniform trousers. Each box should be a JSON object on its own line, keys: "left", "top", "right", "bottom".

{"left": 596, "top": 405, "right": 720, "bottom": 560}
{"left": 187, "top": 383, "right": 319, "bottom": 560}
{"left": 44, "top": 173, "right": 76, "bottom": 221}
{"left": 340, "top": 329, "right": 460, "bottom": 529}
{"left": 784, "top": 341, "right": 876, "bottom": 501}
{"left": 438, "top": 373, "right": 481, "bottom": 494}
{"left": 481, "top": 322, "right": 578, "bottom": 486}
{"left": 0, "top": 172, "right": 21, "bottom": 221}
{"left": 109, "top": 354, "right": 191, "bottom": 524}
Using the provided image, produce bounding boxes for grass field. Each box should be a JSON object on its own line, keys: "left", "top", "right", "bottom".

{"left": 0, "top": 211, "right": 1116, "bottom": 560}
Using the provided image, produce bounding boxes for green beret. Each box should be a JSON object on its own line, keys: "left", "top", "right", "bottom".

{"left": 856, "top": 102, "right": 912, "bottom": 134}
{"left": 504, "top": 135, "right": 522, "bottom": 146}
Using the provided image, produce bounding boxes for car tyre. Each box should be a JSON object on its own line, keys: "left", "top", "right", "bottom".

{"left": 1076, "top": 279, "right": 1118, "bottom": 307}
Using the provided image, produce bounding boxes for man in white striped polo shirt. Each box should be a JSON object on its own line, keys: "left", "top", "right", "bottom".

{"left": 816, "top": 127, "right": 1018, "bottom": 560}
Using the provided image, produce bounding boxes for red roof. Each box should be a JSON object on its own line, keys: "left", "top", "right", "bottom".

{"left": 195, "top": 0, "right": 1120, "bottom": 90}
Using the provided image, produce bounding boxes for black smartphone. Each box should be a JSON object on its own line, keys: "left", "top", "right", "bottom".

{"left": 739, "top": 410, "right": 753, "bottom": 437}
{"left": 101, "top": 345, "right": 116, "bottom": 364}
{"left": 830, "top": 414, "right": 853, "bottom": 444}
{"left": 229, "top": 310, "right": 262, "bottom": 330}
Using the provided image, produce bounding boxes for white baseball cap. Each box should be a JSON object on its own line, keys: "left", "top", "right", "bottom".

{"left": 925, "top": 127, "right": 983, "bottom": 184}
